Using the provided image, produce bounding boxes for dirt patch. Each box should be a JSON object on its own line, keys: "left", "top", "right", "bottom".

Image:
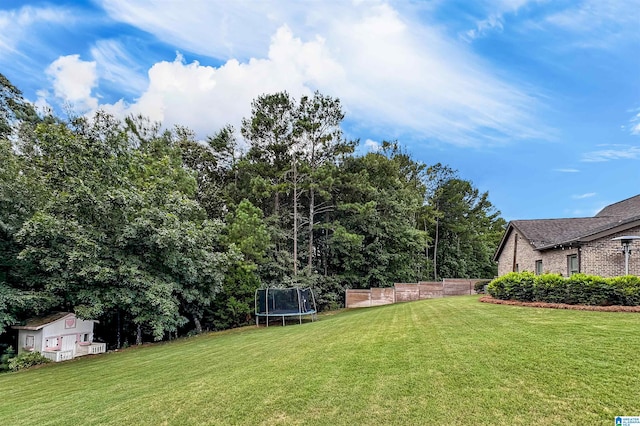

{"left": 479, "top": 295, "right": 640, "bottom": 312}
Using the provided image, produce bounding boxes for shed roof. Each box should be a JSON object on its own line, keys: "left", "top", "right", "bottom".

{"left": 12, "top": 312, "right": 75, "bottom": 331}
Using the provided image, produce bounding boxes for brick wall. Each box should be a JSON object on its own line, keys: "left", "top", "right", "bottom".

{"left": 497, "top": 229, "right": 541, "bottom": 276}
{"left": 497, "top": 226, "right": 640, "bottom": 278}
{"left": 580, "top": 227, "right": 640, "bottom": 277}
{"left": 540, "top": 247, "right": 578, "bottom": 276}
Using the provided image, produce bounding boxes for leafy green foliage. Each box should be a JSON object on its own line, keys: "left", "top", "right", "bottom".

{"left": 7, "top": 351, "right": 50, "bottom": 371}
{"left": 488, "top": 272, "right": 640, "bottom": 306}
{"left": 488, "top": 271, "right": 535, "bottom": 301}
{"left": 473, "top": 279, "right": 491, "bottom": 293}
{"left": 9, "top": 111, "right": 233, "bottom": 342}
{"left": 0, "top": 344, "right": 15, "bottom": 372}
{"left": 427, "top": 176, "right": 505, "bottom": 279}
{"left": 610, "top": 275, "right": 640, "bottom": 306}
{"left": 532, "top": 273, "right": 566, "bottom": 303}
{"left": 0, "top": 74, "right": 507, "bottom": 346}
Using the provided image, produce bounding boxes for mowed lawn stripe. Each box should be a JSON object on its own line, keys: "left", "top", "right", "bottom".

{"left": 1, "top": 296, "right": 640, "bottom": 425}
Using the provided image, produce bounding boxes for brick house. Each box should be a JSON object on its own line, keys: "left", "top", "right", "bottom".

{"left": 494, "top": 194, "right": 640, "bottom": 277}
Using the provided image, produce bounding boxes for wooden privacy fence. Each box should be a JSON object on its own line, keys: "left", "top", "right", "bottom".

{"left": 345, "top": 279, "right": 485, "bottom": 308}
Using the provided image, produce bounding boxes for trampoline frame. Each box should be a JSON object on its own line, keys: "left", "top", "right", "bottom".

{"left": 254, "top": 287, "right": 318, "bottom": 327}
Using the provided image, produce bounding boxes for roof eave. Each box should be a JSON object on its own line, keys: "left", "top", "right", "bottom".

{"left": 536, "top": 218, "right": 640, "bottom": 250}
{"left": 493, "top": 222, "right": 514, "bottom": 261}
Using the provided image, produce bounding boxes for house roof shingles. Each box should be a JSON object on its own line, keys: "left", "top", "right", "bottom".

{"left": 495, "top": 194, "right": 640, "bottom": 260}
{"left": 512, "top": 217, "right": 617, "bottom": 249}
{"left": 595, "top": 194, "right": 640, "bottom": 218}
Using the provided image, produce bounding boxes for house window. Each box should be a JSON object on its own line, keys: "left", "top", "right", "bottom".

{"left": 25, "top": 335, "right": 35, "bottom": 349}
{"left": 535, "top": 260, "right": 543, "bottom": 275}
{"left": 567, "top": 254, "right": 579, "bottom": 276}
{"left": 80, "top": 333, "right": 90, "bottom": 343}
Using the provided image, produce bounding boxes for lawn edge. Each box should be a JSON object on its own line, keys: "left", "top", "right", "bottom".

{"left": 479, "top": 295, "right": 640, "bottom": 312}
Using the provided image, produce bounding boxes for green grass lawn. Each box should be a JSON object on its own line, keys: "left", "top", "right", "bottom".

{"left": 2, "top": 295, "right": 640, "bottom": 425}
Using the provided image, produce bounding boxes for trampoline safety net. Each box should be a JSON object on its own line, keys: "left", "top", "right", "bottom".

{"left": 255, "top": 287, "right": 317, "bottom": 326}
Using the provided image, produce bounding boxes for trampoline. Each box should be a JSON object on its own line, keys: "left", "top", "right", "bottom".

{"left": 255, "top": 287, "right": 318, "bottom": 326}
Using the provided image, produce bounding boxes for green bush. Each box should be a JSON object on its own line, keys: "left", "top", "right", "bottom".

{"left": 610, "top": 275, "right": 640, "bottom": 306}
{"left": 566, "top": 274, "right": 611, "bottom": 305}
{"left": 488, "top": 272, "right": 536, "bottom": 301}
{"left": 488, "top": 272, "right": 640, "bottom": 306}
{"left": 0, "top": 345, "right": 16, "bottom": 373}
{"left": 474, "top": 280, "right": 491, "bottom": 294}
{"left": 532, "top": 273, "right": 566, "bottom": 303}
{"left": 487, "top": 273, "right": 508, "bottom": 299}
{"left": 7, "top": 352, "right": 51, "bottom": 372}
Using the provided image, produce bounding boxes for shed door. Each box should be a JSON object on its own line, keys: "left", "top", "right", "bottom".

{"left": 61, "top": 335, "right": 76, "bottom": 352}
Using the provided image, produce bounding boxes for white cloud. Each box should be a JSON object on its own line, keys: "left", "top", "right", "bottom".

{"left": 581, "top": 145, "right": 640, "bottom": 162}
{"left": 630, "top": 111, "right": 640, "bottom": 135}
{"left": 572, "top": 192, "right": 596, "bottom": 199}
{"left": 99, "top": 0, "right": 280, "bottom": 60}
{"left": 464, "top": 14, "right": 505, "bottom": 41}
{"left": 98, "top": 27, "right": 343, "bottom": 138}
{"left": 545, "top": 0, "right": 640, "bottom": 48}
{"left": 554, "top": 168, "right": 579, "bottom": 173}
{"left": 34, "top": 89, "right": 54, "bottom": 115}
{"left": 93, "top": 0, "right": 547, "bottom": 146}
{"left": 90, "top": 40, "right": 148, "bottom": 95}
{"left": 462, "top": 0, "right": 535, "bottom": 41}
{"left": 363, "top": 139, "right": 381, "bottom": 152}
{"left": 0, "top": 6, "right": 73, "bottom": 59}
{"left": 46, "top": 55, "right": 98, "bottom": 113}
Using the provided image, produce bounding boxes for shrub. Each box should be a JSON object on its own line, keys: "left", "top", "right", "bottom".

{"left": 474, "top": 280, "right": 491, "bottom": 294}
{"left": 7, "top": 352, "right": 51, "bottom": 372}
{"left": 488, "top": 272, "right": 640, "bottom": 307}
{"left": 610, "top": 275, "right": 640, "bottom": 306}
{"left": 566, "top": 274, "right": 611, "bottom": 306}
{"left": 533, "top": 273, "right": 566, "bottom": 303}
{"left": 0, "top": 345, "right": 16, "bottom": 373}
{"left": 488, "top": 272, "right": 536, "bottom": 301}
{"left": 487, "top": 273, "right": 509, "bottom": 299}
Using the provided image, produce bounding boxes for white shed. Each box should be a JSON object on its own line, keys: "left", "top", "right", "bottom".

{"left": 12, "top": 312, "right": 106, "bottom": 362}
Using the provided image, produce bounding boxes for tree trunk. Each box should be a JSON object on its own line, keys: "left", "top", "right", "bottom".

{"left": 293, "top": 159, "right": 298, "bottom": 277}
{"left": 308, "top": 187, "right": 315, "bottom": 274}
{"left": 116, "top": 309, "right": 121, "bottom": 349}
{"left": 433, "top": 216, "right": 439, "bottom": 280}
{"left": 136, "top": 324, "right": 142, "bottom": 346}
{"left": 193, "top": 315, "right": 203, "bottom": 334}
{"left": 323, "top": 210, "right": 329, "bottom": 277}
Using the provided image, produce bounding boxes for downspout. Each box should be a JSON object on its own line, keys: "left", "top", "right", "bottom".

{"left": 512, "top": 234, "right": 518, "bottom": 272}
{"left": 577, "top": 243, "right": 582, "bottom": 274}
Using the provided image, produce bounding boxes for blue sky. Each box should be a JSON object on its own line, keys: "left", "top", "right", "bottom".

{"left": 1, "top": 0, "right": 639, "bottom": 221}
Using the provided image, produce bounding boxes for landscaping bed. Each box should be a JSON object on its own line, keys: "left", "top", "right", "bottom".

{"left": 479, "top": 295, "right": 640, "bottom": 312}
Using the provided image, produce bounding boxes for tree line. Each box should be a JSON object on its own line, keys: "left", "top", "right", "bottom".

{"left": 0, "top": 74, "right": 506, "bottom": 346}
